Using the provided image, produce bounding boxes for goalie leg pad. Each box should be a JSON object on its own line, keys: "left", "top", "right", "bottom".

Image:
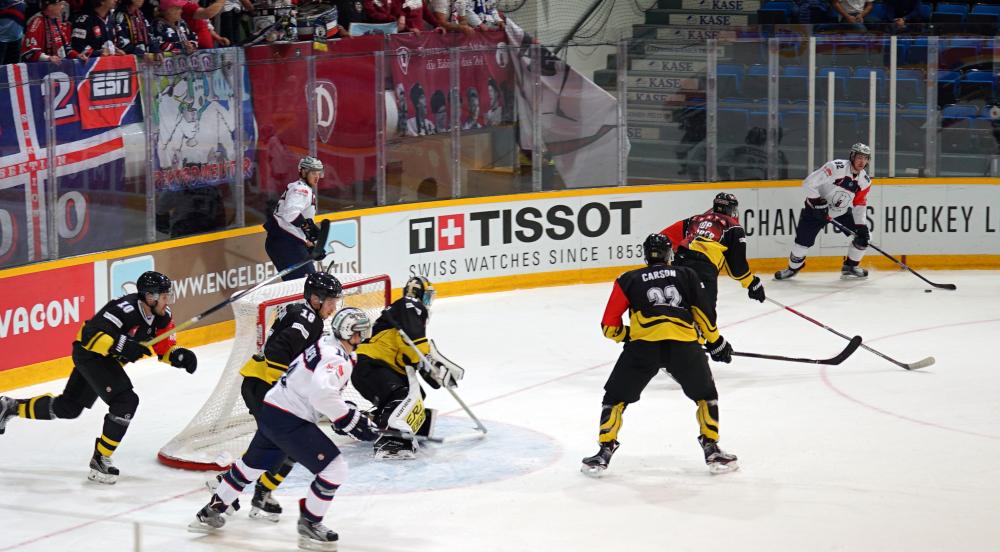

{"left": 416, "top": 408, "right": 437, "bottom": 438}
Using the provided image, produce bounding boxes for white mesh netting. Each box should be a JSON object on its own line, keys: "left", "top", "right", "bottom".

{"left": 157, "top": 273, "right": 390, "bottom": 470}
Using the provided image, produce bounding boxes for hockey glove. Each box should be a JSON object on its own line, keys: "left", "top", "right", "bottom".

{"left": 168, "top": 347, "right": 198, "bottom": 374}
{"left": 114, "top": 336, "right": 151, "bottom": 363}
{"left": 602, "top": 324, "right": 630, "bottom": 344}
{"left": 747, "top": 276, "right": 765, "bottom": 303}
{"left": 706, "top": 337, "right": 733, "bottom": 364}
{"left": 416, "top": 360, "right": 443, "bottom": 389}
{"left": 332, "top": 404, "right": 378, "bottom": 442}
{"left": 853, "top": 224, "right": 870, "bottom": 248}
{"left": 804, "top": 197, "right": 828, "bottom": 218}
{"left": 303, "top": 219, "right": 321, "bottom": 243}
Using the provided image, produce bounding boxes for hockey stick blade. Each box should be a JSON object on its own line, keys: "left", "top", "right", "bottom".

{"left": 901, "top": 356, "right": 936, "bottom": 370}
{"left": 827, "top": 218, "right": 957, "bottom": 290}
{"left": 733, "top": 335, "right": 862, "bottom": 365}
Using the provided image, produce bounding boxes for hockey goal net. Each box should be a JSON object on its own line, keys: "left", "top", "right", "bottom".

{"left": 157, "top": 273, "right": 391, "bottom": 471}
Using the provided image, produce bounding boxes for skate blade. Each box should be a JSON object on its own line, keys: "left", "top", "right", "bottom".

{"left": 187, "top": 518, "right": 223, "bottom": 533}
{"left": 840, "top": 274, "right": 868, "bottom": 280}
{"left": 580, "top": 464, "right": 607, "bottom": 477}
{"left": 249, "top": 507, "right": 281, "bottom": 523}
{"left": 298, "top": 535, "right": 338, "bottom": 551}
{"left": 708, "top": 462, "right": 740, "bottom": 475}
{"left": 87, "top": 470, "right": 118, "bottom": 485}
{"left": 373, "top": 451, "right": 416, "bottom": 461}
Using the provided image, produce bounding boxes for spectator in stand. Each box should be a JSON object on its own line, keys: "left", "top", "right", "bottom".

{"left": 885, "top": 0, "right": 924, "bottom": 33}
{"left": 462, "top": 0, "right": 503, "bottom": 31}
{"left": 71, "top": 0, "right": 124, "bottom": 57}
{"left": 363, "top": 0, "right": 403, "bottom": 31}
{"left": 423, "top": 0, "right": 472, "bottom": 34}
{"left": 334, "top": 0, "right": 369, "bottom": 32}
{"left": 830, "top": 0, "right": 873, "bottom": 31}
{"left": 0, "top": 0, "right": 26, "bottom": 65}
{"left": 21, "top": 0, "right": 85, "bottom": 62}
{"left": 218, "top": 0, "right": 251, "bottom": 45}
{"left": 180, "top": 0, "right": 228, "bottom": 49}
{"left": 794, "top": 0, "right": 833, "bottom": 25}
{"left": 115, "top": 0, "right": 160, "bottom": 59}
{"left": 152, "top": 0, "right": 196, "bottom": 55}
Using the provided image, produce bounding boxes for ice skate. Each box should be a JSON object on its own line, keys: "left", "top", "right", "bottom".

{"left": 188, "top": 495, "right": 227, "bottom": 533}
{"left": 204, "top": 473, "right": 240, "bottom": 515}
{"left": 698, "top": 435, "right": 739, "bottom": 474}
{"left": 840, "top": 262, "right": 868, "bottom": 280}
{"left": 87, "top": 443, "right": 119, "bottom": 485}
{"left": 581, "top": 440, "right": 619, "bottom": 477}
{"left": 249, "top": 482, "right": 282, "bottom": 522}
{"left": 774, "top": 265, "right": 802, "bottom": 280}
{"left": 373, "top": 435, "right": 416, "bottom": 460}
{"left": 0, "top": 396, "right": 16, "bottom": 435}
{"left": 298, "top": 499, "right": 339, "bottom": 551}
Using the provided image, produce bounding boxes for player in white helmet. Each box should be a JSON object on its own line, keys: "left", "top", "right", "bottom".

{"left": 264, "top": 156, "right": 326, "bottom": 281}
{"left": 775, "top": 143, "right": 873, "bottom": 280}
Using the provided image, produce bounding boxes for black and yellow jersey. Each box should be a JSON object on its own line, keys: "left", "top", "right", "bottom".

{"left": 75, "top": 293, "right": 175, "bottom": 362}
{"left": 660, "top": 210, "right": 753, "bottom": 288}
{"left": 600, "top": 263, "right": 719, "bottom": 344}
{"left": 240, "top": 303, "right": 325, "bottom": 385}
{"left": 356, "top": 297, "right": 430, "bottom": 377}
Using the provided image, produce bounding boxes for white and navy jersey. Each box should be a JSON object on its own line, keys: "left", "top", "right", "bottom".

{"left": 265, "top": 179, "right": 316, "bottom": 244}
{"left": 264, "top": 335, "right": 355, "bottom": 425}
{"left": 802, "top": 159, "right": 872, "bottom": 224}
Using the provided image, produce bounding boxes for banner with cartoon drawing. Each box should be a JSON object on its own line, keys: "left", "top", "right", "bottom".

{"left": 149, "top": 49, "right": 257, "bottom": 193}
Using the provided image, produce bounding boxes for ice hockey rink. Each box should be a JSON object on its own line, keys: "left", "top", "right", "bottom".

{"left": 1, "top": 268, "right": 999, "bottom": 552}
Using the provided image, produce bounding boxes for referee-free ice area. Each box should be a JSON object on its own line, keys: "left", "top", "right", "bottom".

{"left": 1, "top": 269, "right": 999, "bottom": 552}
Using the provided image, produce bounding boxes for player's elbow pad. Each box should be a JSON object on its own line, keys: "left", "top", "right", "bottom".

{"left": 602, "top": 324, "right": 629, "bottom": 343}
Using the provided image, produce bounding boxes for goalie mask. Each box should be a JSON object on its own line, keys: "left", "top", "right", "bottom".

{"left": 331, "top": 307, "right": 372, "bottom": 341}
{"left": 404, "top": 275, "right": 435, "bottom": 308}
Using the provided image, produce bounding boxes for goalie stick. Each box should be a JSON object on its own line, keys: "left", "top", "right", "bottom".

{"left": 827, "top": 218, "right": 957, "bottom": 290}
{"left": 767, "top": 297, "right": 935, "bottom": 370}
{"left": 142, "top": 220, "right": 332, "bottom": 348}
{"left": 383, "top": 312, "right": 488, "bottom": 442}
{"left": 733, "top": 335, "right": 862, "bottom": 365}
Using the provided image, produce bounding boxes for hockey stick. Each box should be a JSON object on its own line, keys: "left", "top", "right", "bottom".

{"left": 142, "top": 220, "right": 332, "bottom": 348}
{"left": 384, "top": 312, "right": 488, "bottom": 440}
{"left": 733, "top": 335, "right": 862, "bottom": 365}
{"left": 766, "top": 297, "right": 935, "bottom": 370}
{"left": 827, "top": 218, "right": 957, "bottom": 290}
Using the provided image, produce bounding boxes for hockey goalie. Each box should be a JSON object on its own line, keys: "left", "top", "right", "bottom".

{"left": 350, "top": 276, "right": 465, "bottom": 459}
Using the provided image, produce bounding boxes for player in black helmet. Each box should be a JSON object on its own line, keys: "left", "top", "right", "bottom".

{"left": 660, "top": 192, "right": 765, "bottom": 329}
{"left": 582, "top": 234, "right": 739, "bottom": 477}
{"left": 352, "top": 275, "right": 461, "bottom": 460}
{"left": 235, "top": 271, "right": 343, "bottom": 521}
{"left": 0, "top": 271, "right": 197, "bottom": 484}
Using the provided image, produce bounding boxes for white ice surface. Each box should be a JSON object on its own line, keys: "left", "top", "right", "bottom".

{"left": 1, "top": 269, "right": 998, "bottom": 552}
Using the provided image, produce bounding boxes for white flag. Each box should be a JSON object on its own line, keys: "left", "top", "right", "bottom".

{"left": 505, "top": 20, "right": 628, "bottom": 188}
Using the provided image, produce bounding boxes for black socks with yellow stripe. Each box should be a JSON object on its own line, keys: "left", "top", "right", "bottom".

{"left": 696, "top": 399, "right": 720, "bottom": 442}
{"left": 598, "top": 402, "right": 627, "bottom": 444}
{"left": 16, "top": 394, "right": 55, "bottom": 420}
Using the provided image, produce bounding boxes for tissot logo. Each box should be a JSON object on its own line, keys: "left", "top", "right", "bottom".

{"left": 410, "top": 215, "right": 464, "bottom": 253}
{"left": 408, "top": 200, "right": 641, "bottom": 254}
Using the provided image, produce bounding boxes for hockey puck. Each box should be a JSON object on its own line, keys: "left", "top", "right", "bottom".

{"left": 925, "top": 289, "right": 932, "bottom": 293}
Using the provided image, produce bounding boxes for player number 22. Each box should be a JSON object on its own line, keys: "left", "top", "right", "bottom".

{"left": 647, "top": 285, "right": 682, "bottom": 307}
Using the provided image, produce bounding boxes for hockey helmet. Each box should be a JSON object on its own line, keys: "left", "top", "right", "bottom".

{"left": 136, "top": 271, "right": 176, "bottom": 305}
{"left": 404, "top": 275, "right": 435, "bottom": 308}
{"left": 304, "top": 272, "right": 343, "bottom": 304}
{"left": 849, "top": 143, "right": 871, "bottom": 169}
{"left": 331, "top": 307, "right": 372, "bottom": 341}
{"left": 712, "top": 192, "right": 739, "bottom": 217}
{"left": 298, "top": 156, "right": 324, "bottom": 176}
{"left": 642, "top": 233, "right": 673, "bottom": 265}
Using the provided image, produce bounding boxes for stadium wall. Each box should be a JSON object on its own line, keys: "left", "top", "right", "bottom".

{"left": 2, "top": 178, "right": 999, "bottom": 390}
